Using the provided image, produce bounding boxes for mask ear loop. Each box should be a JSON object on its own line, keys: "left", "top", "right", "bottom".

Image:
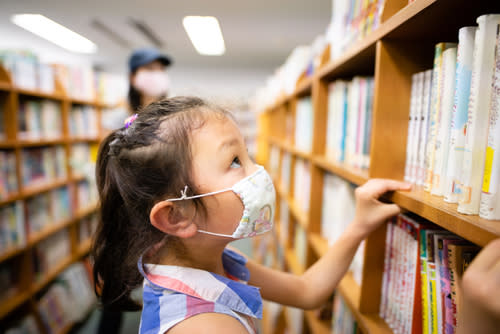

{"left": 165, "top": 185, "right": 232, "bottom": 202}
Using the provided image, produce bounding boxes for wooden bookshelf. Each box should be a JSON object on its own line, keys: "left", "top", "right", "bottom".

{"left": 255, "top": 0, "right": 500, "bottom": 333}
{"left": 0, "top": 62, "right": 101, "bottom": 328}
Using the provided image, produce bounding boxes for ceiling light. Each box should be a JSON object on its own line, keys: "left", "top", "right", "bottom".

{"left": 11, "top": 14, "right": 97, "bottom": 54}
{"left": 182, "top": 16, "right": 225, "bottom": 56}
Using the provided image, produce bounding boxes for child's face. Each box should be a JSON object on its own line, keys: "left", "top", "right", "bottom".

{"left": 190, "top": 113, "right": 258, "bottom": 235}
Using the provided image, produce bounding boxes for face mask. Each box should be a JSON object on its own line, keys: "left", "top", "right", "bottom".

{"left": 133, "top": 70, "right": 170, "bottom": 97}
{"left": 166, "top": 165, "right": 276, "bottom": 239}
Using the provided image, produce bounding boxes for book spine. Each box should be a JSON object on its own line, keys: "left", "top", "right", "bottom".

{"left": 445, "top": 27, "right": 477, "bottom": 203}
{"left": 418, "top": 70, "right": 433, "bottom": 185}
{"left": 479, "top": 27, "right": 500, "bottom": 219}
{"left": 458, "top": 14, "right": 500, "bottom": 214}
{"left": 405, "top": 73, "right": 419, "bottom": 182}
{"left": 432, "top": 46, "right": 458, "bottom": 196}
{"left": 420, "top": 229, "right": 430, "bottom": 334}
{"left": 411, "top": 72, "right": 425, "bottom": 184}
{"left": 425, "top": 43, "right": 453, "bottom": 191}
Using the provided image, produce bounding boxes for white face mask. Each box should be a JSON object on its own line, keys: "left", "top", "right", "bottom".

{"left": 166, "top": 165, "right": 276, "bottom": 239}
{"left": 133, "top": 70, "right": 170, "bottom": 97}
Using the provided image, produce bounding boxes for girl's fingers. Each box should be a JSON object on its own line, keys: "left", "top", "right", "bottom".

{"left": 363, "top": 179, "right": 412, "bottom": 198}
{"left": 467, "top": 239, "right": 500, "bottom": 273}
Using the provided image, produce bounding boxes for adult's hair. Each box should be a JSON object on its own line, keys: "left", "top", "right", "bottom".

{"left": 92, "top": 96, "right": 228, "bottom": 310}
{"left": 127, "top": 83, "right": 142, "bottom": 112}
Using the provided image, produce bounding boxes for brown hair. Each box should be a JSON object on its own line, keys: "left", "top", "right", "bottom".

{"left": 92, "top": 96, "right": 228, "bottom": 310}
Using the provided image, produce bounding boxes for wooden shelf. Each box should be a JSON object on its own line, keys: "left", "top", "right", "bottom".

{"left": 312, "top": 155, "right": 369, "bottom": 186}
{"left": 0, "top": 192, "right": 22, "bottom": 206}
{"left": 305, "top": 310, "right": 331, "bottom": 334}
{"left": 0, "top": 245, "right": 25, "bottom": 264}
{"left": 288, "top": 196, "right": 308, "bottom": 229}
{"left": 284, "top": 248, "right": 304, "bottom": 275}
{"left": 294, "top": 76, "right": 313, "bottom": 98}
{"left": 308, "top": 233, "right": 328, "bottom": 258}
{"left": 77, "top": 238, "right": 92, "bottom": 257}
{"left": 75, "top": 203, "right": 98, "bottom": 220}
{"left": 0, "top": 81, "right": 11, "bottom": 91}
{"left": 21, "top": 178, "right": 69, "bottom": 198}
{"left": 69, "top": 136, "right": 100, "bottom": 143}
{"left": 18, "top": 138, "right": 66, "bottom": 147}
{"left": 32, "top": 255, "right": 74, "bottom": 294}
{"left": 0, "top": 139, "right": 16, "bottom": 148}
{"left": 389, "top": 186, "right": 500, "bottom": 247}
{"left": 70, "top": 98, "right": 98, "bottom": 106}
{"left": 15, "top": 87, "right": 65, "bottom": 100}
{"left": 0, "top": 290, "right": 31, "bottom": 319}
{"left": 27, "top": 218, "right": 73, "bottom": 246}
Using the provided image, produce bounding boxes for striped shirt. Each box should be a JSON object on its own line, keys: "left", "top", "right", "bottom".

{"left": 137, "top": 249, "right": 262, "bottom": 334}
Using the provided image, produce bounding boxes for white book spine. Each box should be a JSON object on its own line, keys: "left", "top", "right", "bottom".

{"left": 417, "top": 70, "right": 433, "bottom": 186}
{"left": 445, "top": 27, "right": 477, "bottom": 203}
{"left": 458, "top": 15, "right": 500, "bottom": 214}
{"left": 405, "top": 73, "right": 419, "bottom": 182}
{"left": 479, "top": 29, "right": 500, "bottom": 220}
{"left": 410, "top": 72, "right": 425, "bottom": 183}
{"left": 432, "top": 46, "right": 458, "bottom": 196}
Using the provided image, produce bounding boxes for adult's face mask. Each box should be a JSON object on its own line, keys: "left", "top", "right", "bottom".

{"left": 166, "top": 165, "right": 276, "bottom": 239}
{"left": 133, "top": 70, "right": 170, "bottom": 97}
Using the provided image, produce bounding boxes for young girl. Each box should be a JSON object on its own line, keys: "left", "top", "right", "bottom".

{"left": 92, "top": 96, "right": 500, "bottom": 334}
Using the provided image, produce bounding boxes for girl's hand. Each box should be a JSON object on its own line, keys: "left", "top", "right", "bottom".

{"left": 458, "top": 239, "right": 500, "bottom": 334}
{"left": 352, "top": 178, "right": 411, "bottom": 237}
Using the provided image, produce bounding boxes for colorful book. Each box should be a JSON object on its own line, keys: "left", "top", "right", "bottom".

{"left": 458, "top": 14, "right": 500, "bottom": 214}
{"left": 479, "top": 27, "right": 500, "bottom": 220}
{"left": 445, "top": 27, "right": 477, "bottom": 203}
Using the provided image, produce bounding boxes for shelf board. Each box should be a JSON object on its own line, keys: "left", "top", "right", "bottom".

{"left": 77, "top": 238, "right": 92, "bottom": 257}
{"left": 389, "top": 186, "right": 500, "bottom": 247}
{"left": 0, "top": 81, "right": 11, "bottom": 91}
{"left": 0, "top": 290, "right": 31, "bottom": 319}
{"left": 28, "top": 218, "right": 73, "bottom": 246}
{"left": 21, "top": 178, "right": 69, "bottom": 198}
{"left": 284, "top": 248, "right": 304, "bottom": 275}
{"left": 308, "top": 233, "right": 328, "bottom": 257}
{"left": 312, "top": 155, "right": 368, "bottom": 186}
{"left": 0, "top": 192, "right": 22, "bottom": 206}
{"left": 15, "top": 87, "right": 65, "bottom": 100}
{"left": 70, "top": 98, "right": 98, "bottom": 106}
{"left": 0, "top": 245, "right": 25, "bottom": 264}
{"left": 75, "top": 203, "right": 98, "bottom": 220}
{"left": 0, "top": 139, "right": 16, "bottom": 148}
{"left": 69, "top": 136, "right": 100, "bottom": 143}
{"left": 18, "top": 138, "right": 66, "bottom": 147}
{"left": 32, "top": 255, "right": 74, "bottom": 294}
{"left": 305, "top": 310, "right": 331, "bottom": 334}
{"left": 294, "top": 76, "right": 313, "bottom": 98}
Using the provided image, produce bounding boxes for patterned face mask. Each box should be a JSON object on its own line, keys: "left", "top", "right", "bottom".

{"left": 166, "top": 165, "right": 276, "bottom": 239}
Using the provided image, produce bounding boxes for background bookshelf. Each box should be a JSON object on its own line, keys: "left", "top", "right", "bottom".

{"left": 254, "top": 0, "right": 500, "bottom": 333}
{"left": 0, "top": 60, "right": 108, "bottom": 333}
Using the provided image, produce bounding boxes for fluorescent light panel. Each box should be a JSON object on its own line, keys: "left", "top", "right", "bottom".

{"left": 11, "top": 14, "right": 97, "bottom": 54}
{"left": 183, "top": 16, "right": 225, "bottom": 56}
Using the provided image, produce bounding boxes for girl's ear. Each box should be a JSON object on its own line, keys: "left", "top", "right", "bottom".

{"left": 150, "top": 201, "right": 198, "bottom": 238}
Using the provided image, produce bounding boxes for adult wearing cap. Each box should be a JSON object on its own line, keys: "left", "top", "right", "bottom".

{"left": 128, "top": 47, "right": 173, "bottom": 111}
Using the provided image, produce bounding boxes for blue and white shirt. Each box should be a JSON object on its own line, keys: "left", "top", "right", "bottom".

{"left": 138, "top": 249, "right": 262, "bottom": 334}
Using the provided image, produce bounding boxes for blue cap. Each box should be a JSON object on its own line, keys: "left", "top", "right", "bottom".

{"left": 128, "top": 47, "right": 172, "bottom": 73}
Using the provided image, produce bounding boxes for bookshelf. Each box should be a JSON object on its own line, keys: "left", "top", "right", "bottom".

{"left": 255, "top": 0, "right": 500, "bottom": 333}
{"left": 0, "top": 61, "right": 106, "bottom": 332}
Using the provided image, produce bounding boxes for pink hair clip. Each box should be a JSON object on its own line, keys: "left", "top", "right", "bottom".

{"left": 124, "top": 113, "right": 138, "bottom": 129}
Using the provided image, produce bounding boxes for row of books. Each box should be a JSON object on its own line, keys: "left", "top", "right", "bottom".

{"left": 37, "top": 261, "right": 96, "bottom": 334}
{"left": 332, "top": 294, "right": 358, "bottom": 334}
{"left": 380, "top": 213, "right": 480, "bottom": 334}
{"left": 279, "top": 199, "right": 290, "bottom": 246}
{"left": 69, "top": 105, "right": 99, "bottom": 137}
{"left": 294, "top": 223, "right": 308, "bottom": 268}
{"left": 0, "top": 50, "right": 127, "bottom": 104}
{"left": 18, "top": 99, "right": 62, "bottom": 140}
{"left": 0, "top": 150, "right": 17, "bottom": 199}
{"left": 78, "top": 213, "right": 98, "bottom": 244}
{"left": 76, "top": 180, "right": 98, "bottom": 211}
{"left": 26, "top": 187, "right": 71, "bottom": 236}
{"left": 0, "top": 202, "right": 25, "bottom": 253}
{"left": 295, "top": 96, "right": 314, "bottom": 152}
{"left": 281, "top": 152, "right": 292, "bottom": 193}
{"left": 322, "top": 173, "right": 364, "bottom": 285}
{"left": 293, "top": 158, "right": 311, "bottom": 213}
{"left": 404, "top": 14, "right": 500, "bottom": 219}
{"left": 326, "top": 76, "right": 374, "bottom": 169}
{"left": 0, "top": 258, "right": 19, "bottom": 303}
{"left": 21, "top": 146, "right": 66, "bottom": 188}
{"left": 4, "top": 314, "right": 40, "bottom": 334}
{"left": 0, "top": 50, "right": 55, "bottom": 93}
{"left": 33, "top": 230, "right": 70, "bottom": 282}
{"left": 328, "top": 0, "right": 385, "bottom": 61}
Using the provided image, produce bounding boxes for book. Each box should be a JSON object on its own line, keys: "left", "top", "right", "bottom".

{"left": 431, "top": 46, "right": 457, "bottom": 196}
{"left": 0, "top": 150, "right": 18, "bottom": 199}
{"left": 295, "top": 96, "right": 314, "bottom": 152}
{"left": 479, "top": 27, "right": 500, "bottom": 219}
{"left": 332, "top": 294, "right": 358, "bottom": 334}
{"left": 0, "top": 201, "right": 25, "bottom": 254}
{"left": 326, "top": 81, "right": 348, "bottom": 162}
{"left": 293, "top": 158, "right": 311, "bottom": 213}
{"left": 425, "top": 43, "right": 456, "bottom": 191}
{"left": 21, "top": 146, "right": 66, "bottom": 188}
{"left": 279, "top": 199, "right": 289, "bottom": 245}
{"left": 417, "top": 70, "right": 433, "bottom": 185}
{"left": 444, "top": 27, "right": 477, "bottom": 203}
{"left": 458, "top": 14, "right": 500, "bottom": 214}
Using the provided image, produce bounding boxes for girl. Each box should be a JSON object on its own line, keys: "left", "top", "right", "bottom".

{"left": 92, "top": 96, "right": 500, "bottom": 334}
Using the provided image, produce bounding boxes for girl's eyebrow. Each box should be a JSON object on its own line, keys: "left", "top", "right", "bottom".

{"left": 218, "top": 138, "right": 239, "bottom": 152}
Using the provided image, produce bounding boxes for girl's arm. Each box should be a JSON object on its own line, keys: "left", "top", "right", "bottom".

{"left": 247, "top": 179, "right": 411, "bottom": 309}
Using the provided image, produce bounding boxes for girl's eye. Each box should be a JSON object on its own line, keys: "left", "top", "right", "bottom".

{"left": 230, "top": 157, "right": 242, "bottom": 169}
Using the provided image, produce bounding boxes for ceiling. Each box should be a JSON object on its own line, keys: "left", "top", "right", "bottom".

{"left": 0, "top": 0, "right": 331, "bottom": 75}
